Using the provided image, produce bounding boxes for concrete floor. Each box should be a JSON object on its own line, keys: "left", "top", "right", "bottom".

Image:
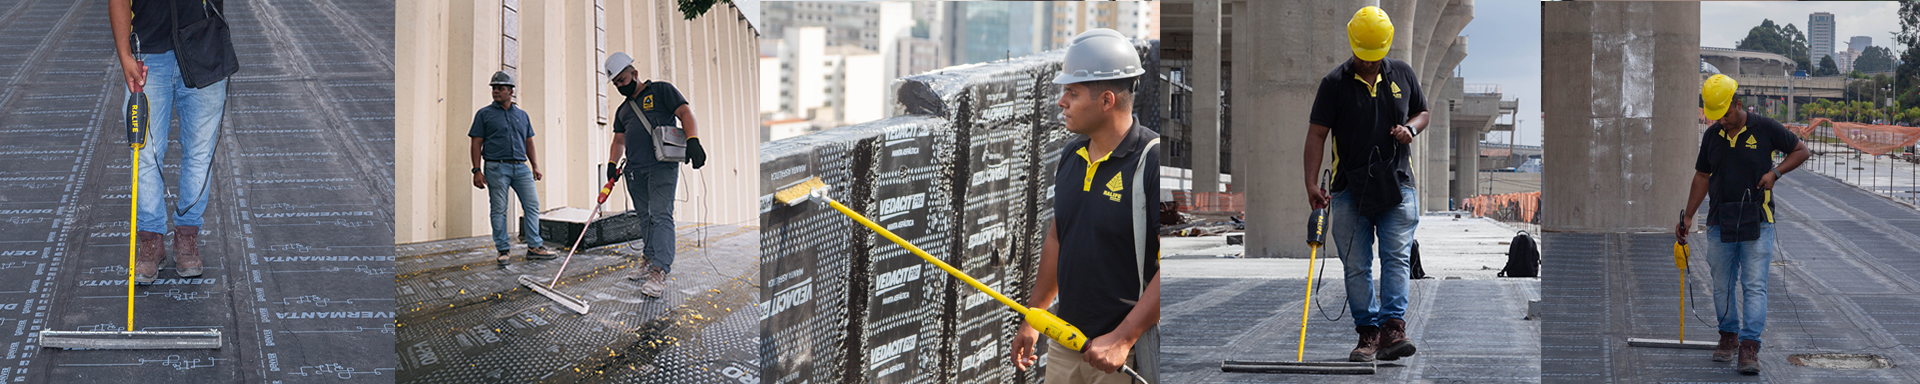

{"left": 1541, "top": 171, "right": 1920, "bottom": 382}
{"left": 393, "top": 222, "right": 759, "bottom": 384}
{"left": 0, "top": 0, "right": 394, "bottom": 382}
{"left": 1160, "top": 216, "right": 1541, "bottom": 383}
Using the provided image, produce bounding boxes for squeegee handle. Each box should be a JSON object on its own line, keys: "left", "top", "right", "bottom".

{"left": 595, "top": 175, "right": 618, "bottom": 204}
{"left": 550, "top": 176, "right": 622, "bottom": 287}
{"left": 822, "top": 198, "right": 1029, "bottom": 314}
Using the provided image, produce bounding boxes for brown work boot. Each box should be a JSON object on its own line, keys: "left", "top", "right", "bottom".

{"left": 525, "top": 246, "right": 557, "bottom": 260}
{"left": 172, "top": 226, "right": 202, "bottom": 277}
{"left": 135, "top": 231, "right": 166, "bottom": 284}
{"left": 1349, "top": 325, "right": 1379, "bottom": 362}
{"left": 1376, "top": 318, "right": 1417, "bottom": 361}
{"left": 627, "top": 260, "right": 652, "bottom": 281}
{"left": 1712, "top": 331, "right": 1738, "bottom": 362}
{"left": 639, "top": 265, "right": 668, "bottom": 298}
{"left": 1737, "top": 340, "right": 1761, "bottom": 375}
{"left": 496, "top": 250, "right": 511, "bottom": 265}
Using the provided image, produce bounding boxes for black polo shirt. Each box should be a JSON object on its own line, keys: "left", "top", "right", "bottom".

{"left": 1308, "top": 57, "right": 1427, "bottom": 192}
{"left": 1051, "top": 121, "right": 1160, "bottom": 341}
{"left": 612, "top": 81, "right": 689, "bottom": 164}
{"left": 1695, "top": 113, "right": 1798, "bottom": 225}
{"left": 131, "top": 0, "right": 224, "bottom": 54}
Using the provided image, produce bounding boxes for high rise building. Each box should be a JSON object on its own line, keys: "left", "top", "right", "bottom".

{"left": 1849, "top": 35, "right": 1872, "bottom": 53}
{"left": 1047, "top": 2, "right": 1157, "bottom": 51}
{"left": 761, "top": 27, "right": 886, "bottom": 141}
{"left": 761, "top": 2, "right": 913, "bottom": 81}
{"left": 1809, "top": 12, "right": 1835, "bottom": 63}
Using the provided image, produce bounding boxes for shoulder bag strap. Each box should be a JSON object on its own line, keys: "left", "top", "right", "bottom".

{"left": 1132, "top": 138, "right": 1160, "bottom": 291}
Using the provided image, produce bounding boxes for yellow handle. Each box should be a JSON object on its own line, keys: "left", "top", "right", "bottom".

{"left": 820, "top": 197, "right": 1086, "bottom": 349}
{"left": 1673, "top": 242, "right": 1689, "bottom": 270}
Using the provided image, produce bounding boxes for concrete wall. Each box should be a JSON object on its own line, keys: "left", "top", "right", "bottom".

{"left": 761, "top": 43, "right": 1156, "bottom": 384}
{"left": 1232, "top": 0, "right": 1472, "bottom": 258}
{"left": 395, "top": 0, "right": 761, "bottom": 244}
{"left": 1542, "top": 1, "right": 1699, "bottom": 232}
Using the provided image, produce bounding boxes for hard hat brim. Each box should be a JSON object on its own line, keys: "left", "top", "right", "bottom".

{"left": 1704, "top": 105, "right": 1728, "bottom": 121}
{"left": 1352, "top": 47, "right": 1388, "bottom": 63}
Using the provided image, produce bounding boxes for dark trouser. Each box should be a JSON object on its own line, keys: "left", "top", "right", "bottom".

{"left": 624, "top": 160, "right": 678, "bottom": 273}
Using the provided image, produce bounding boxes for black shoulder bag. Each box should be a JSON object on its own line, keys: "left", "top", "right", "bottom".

{"left": 171, "top": 0, "right": 239, "bottom": 89}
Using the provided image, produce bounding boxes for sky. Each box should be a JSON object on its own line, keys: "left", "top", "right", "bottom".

{"left": 1455, "top": 0, "right": 1541, "bottom": 146}
{"left": 737, "top": 0, "right": 761, "bottom": 30}
{"left": 1700, "top": 1, "right": 1901, "bottom": 52}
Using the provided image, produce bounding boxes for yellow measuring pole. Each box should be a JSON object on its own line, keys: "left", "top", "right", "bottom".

{"left": 126, "top": 143, "right": 140, "bottom": 330}
{"left": 1297, "top": 244, "right": 1319, "bottom": 362}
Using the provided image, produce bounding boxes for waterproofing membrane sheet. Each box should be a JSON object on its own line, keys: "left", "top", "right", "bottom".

{"left": 393, "top": 222, "right": 759, "bottom": 384}
{"left": 1159, "top": 276, "right": 1540, "bottom": 383}
{"left": 0, "top": 0, "right": 396, "bottom": 382}
{"left": 761, "top": 41, "right": 1160, "bottom": 384}
{"left": 1541, "top": 171, "right": 1920, "bottom": 382}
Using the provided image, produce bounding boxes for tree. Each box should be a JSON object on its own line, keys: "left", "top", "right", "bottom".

{"left": 675, "top": 0, "right": 732, "bottom": 20}
{"left": 1898, "top": 2, "right": 1920, "bottom": 107}
{"left": 1819, "top": 54, "right": 1840, "bottom": 76}
{"left": 1735, "top": 19, "right": 1812, "bottom": 72}
{"left": 1855, "top": 46, "right": 1898, "bottom": 73}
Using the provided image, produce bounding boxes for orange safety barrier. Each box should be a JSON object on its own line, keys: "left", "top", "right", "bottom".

{"left": 1787, "top": 119, "right": 1920, "bottom": 157}
{"left": 1170, "top": 191, "right": 1246, "bottom": 215}
{"left": 1463, "top": 191, "right": 1540, "bottom": 224}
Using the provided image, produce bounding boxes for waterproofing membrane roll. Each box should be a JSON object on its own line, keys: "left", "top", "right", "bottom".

{"left": 763, "top": 40, "right": 1157, "bottom": 384}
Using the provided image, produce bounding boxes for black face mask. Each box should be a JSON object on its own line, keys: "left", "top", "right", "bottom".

{"left": 617, "top": 80, "right": 639, "bottom": 98}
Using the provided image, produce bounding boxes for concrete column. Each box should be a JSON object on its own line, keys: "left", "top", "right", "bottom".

{"left": 1193, "top": 0, "right": 1222, "bottom": 193}
{"left": 1425, "top": 79, "right": 1455, "bottom": 211}
{"left": 1239, "top": 0, "right": 1366, "bottom": 258}
{"left": 1542, "top": 1, "right": 1699, "bottom": 232}
{"left": 1228, "top": 0, "right": 1248, "bottom": 193}
{"left": 1453, "top": 104, "right": 1480, "bottom": 200}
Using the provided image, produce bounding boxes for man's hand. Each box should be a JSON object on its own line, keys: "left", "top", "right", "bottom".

{"left": 1307, "top": 185, "right": 1331, "bottom": 210}
{"left": 606, "top": 162, "right": 621, "bottom": 182}
{"left": 1675, "top": 214, "right": 1693, "bottom": 245}
{"left": 687, "top": 137, "right": 707, "bottom": 169}
{"left": 1082, "top": 332, "right": 1133, "bottom": 374}
{"left": 1010, "top": 323, "right": 1041, "bottom": 371}
{"left": 122, "top": 58, "right": 147, "bottom": 93}
{"left": 1391, "top": 125, "right": 1414, "bottom": 144}
{"left": 531, "top": 165, "right": 543, "bottom": 181}
{"left": 472, "top": 172, "right": 486, "bottom": 189}
{"left": 1757, "top": 171, "right": 1777, "bottom": 190}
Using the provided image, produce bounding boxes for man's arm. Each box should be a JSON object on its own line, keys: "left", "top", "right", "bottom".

{"left": 523, "top": 137, "right": 542, "bottom": 181}
{"left": 1083, "top": 271, "right": 1159, "bottom": 373}
{"left": 676, "top": 104, "right": 698, "bottom": 138}
{"left": 1406, "top": 110, "right": 1430, "bottom": 133}
{"left": 1760, "top": 141, "right": 1811, "bottom": 190}
{"left": 470, "top": 137, "right": 485, "bottom": 189}
{"left": 1303, "top": 123, "right": 1333, "bottom": 209}
{"left": 109, "top": 0, "right": 144, "bottom": 92}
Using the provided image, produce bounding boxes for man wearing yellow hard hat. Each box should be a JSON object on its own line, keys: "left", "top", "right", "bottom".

{"left": 1301, "top": 5, "right": 1429, "bottom": 363}
{"left": 1677, "top": 74, "right": 1809, "bottom": 375}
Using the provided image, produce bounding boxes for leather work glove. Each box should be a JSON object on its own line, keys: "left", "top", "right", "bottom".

{"left": 606, "top": 162, "right": 621, "bottom": 182}
{"left": 687, "top": 137, "right": 707, "bottom": 169}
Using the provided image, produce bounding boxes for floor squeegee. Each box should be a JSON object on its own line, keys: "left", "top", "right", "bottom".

{"left": 41, "top": 69, "right": 223, "bottom": 349}
{"left": 1626, "top": 235, "right": 1715, "bottom": 349}
{"left": 1219, "top": 170, "right": 1375, "bottom": 375}
{"left": 775, "top": 177, "right": 1150, "bottom": 384}
{"left": 517, "top": 172, "right": 624, "bottom": 315}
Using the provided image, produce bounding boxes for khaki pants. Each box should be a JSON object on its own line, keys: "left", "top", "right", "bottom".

{"left": 1043, "top": 326, "right": 1158, "bottom": 384}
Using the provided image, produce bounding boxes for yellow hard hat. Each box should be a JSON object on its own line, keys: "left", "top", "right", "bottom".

{"left": 1348, "top": 6, "right": 1394, "bottom": 62}
{"left": 1702, "top": 74, "right": 1737, "bottom": 120}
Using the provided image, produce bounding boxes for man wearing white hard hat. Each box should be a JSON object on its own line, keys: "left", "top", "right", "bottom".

{"left": 602, "top": 52, "right": 707, "bottom": 298}
{"left": 1009, "top": 28, "right": 1160, "bottom": 384}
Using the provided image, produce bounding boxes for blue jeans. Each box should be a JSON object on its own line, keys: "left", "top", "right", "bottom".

{"left": 1706, "top": 222, "right": 1775, "bottom": 342}
{"left": 485, "top": 162, "right": 544, "bottom": 252}
{"left": 129, "top": 50, "right": 227, "bottom": 233}
{"left": 1330, "top": 185, "right": 1419, "bottom": 327}
{"left": 624, "top": 160, "right": 678, "bottom": 273}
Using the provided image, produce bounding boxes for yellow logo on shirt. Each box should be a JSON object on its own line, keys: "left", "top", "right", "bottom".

{"left": 1745, "top": 135, "right": 1757, "bottom": 149}
{"left": 1103, "top": 172, "right": 1125, "bottom": 202}
{"left": 1390, "top": 81, "right": 1402, "bottom": 99}
{"left": 642, "top": 94, "right": 655, "bottom": 111}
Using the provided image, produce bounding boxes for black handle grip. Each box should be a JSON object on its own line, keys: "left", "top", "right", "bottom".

{"left": 126, "top": 92, "right": 147, "bottom": 147}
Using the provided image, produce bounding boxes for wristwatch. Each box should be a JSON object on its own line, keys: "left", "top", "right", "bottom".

{"left": 1770, "top": 168, "right": 1782, "bottom": 179}
{"left": 471, "top": 167, "right": 481, "bottom": 174}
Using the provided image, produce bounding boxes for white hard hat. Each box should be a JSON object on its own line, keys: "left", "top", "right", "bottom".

{"left": 605, "top": 52, "right": 634, "bottom": 78}
{"left": 1052, "top": 29, "right": 1145, "bottom": 85}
